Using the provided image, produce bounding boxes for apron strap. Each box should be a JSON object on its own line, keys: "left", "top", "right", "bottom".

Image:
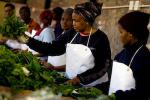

{"left": 70, "top": 28, "right": 93, "bottom": 47}
{"left": 86, "top": 28, "right": 92, "bottom": 46}
{"left": 129, "top": 45, "right": 143, "bottom": 67}
{"left": 70, "top": 33, "right": 78, "bottom": 43}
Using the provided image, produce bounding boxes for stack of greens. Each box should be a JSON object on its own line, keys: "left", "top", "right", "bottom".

{"left": 0, "top": 15, "right": 27, "bottom": 39}
{"left": 0, "top": 45, "right": 59, "bottom": 92}
{"left": 0, "top": 45, "right": 115, "bottom": 99}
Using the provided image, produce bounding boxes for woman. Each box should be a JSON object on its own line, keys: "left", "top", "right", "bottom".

{"left": 43, "top": 8, "right": 74, "bottom": 71}
{"left": 4, "top": 3, "right": 15, "bottom": 17}
{"left": 109, "top": 11, "right": 150, "bottom": 100}
{"left": 51, "top": 7, "right": 64, "bottom": 38}
{"left": 28, "top": 10, "right": 55, "bottom": 61}
{"left": 33, "top": 10, "right": 55, "bottom": 43}
{"left": 60, "top": 8, "right": 73, "bottom": 34}
{"left": 27, "top": 1, "right": 111, "bottom": 86}
{"left": 19, "top": 6, "right": 40, "bottom": 33}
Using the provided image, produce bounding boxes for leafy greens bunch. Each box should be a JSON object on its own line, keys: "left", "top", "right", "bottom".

{"left": 0, "top": 15, "right": 27, "bottom": 39}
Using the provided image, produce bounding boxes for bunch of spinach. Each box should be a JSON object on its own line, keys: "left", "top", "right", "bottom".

{"left": 0, "top": 45, "right": 59, "bottom": 92}
{"left": 72, "top": 87, "right": 103, "bottom": 98}
{"left": 0, "top": 45, "right": 112, "bottom": 99}
{"left": 0, "top": 14, "right": 27, "bottom": 39}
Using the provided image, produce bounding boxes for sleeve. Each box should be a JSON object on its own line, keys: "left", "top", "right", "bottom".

{"left": 27, "top": 28, "right": 76, "bottom": 56}
{"left": 77, "top": 33, "right": 112, "bottom": 84}
{"left": 27, "top": 38, "right": 65, "bottom": 56}
{"left": 41, "top": 28, "right": 55, "bottom": 43}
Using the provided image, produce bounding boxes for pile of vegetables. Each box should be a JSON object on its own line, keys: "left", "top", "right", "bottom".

{"left": 0, "top": 45, "right": 59, "bottom": 91}
{"left": 72, "top": 87, "right": 103, "bottom": 98}
{"left": 0, "top": 45, "right": 115, "bottom": 99}
{"left": 0, "top": 14, "right": 27, "bottom": 39}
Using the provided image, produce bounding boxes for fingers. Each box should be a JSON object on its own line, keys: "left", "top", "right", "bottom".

{"left": 65, "top": 77, "right": 80, "bottom": 85}
{"left": 40, "top": 61, "right": 54, "bottom": 70}
{"left": 24, "top": 31, "right": 32, "bottom": 37}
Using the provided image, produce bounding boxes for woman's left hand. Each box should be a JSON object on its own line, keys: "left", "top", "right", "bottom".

{"left": 66, "top": 77, "right": 80, "bottom": 85}
{"left": 41, "top": 61, "right": 54, "bottom": 70}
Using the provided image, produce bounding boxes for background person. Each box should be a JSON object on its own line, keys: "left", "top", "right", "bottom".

{"left": 42, "top": 8, "right": 74, "bottom": 71}
{"left": 51, "top": 7, "right": 64, "bottom": 38}
{"left": 19, "top": 6, "right": 40, "bottom": 33}
{"left": 4, "top": 3, "right": 15, "bottom": 17}
{"left": 28, "top": 10, "right": 55, "bottom": 61}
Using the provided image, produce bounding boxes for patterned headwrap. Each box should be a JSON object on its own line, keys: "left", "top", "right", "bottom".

{"left": 74, "top": 1, "right": 103, "bottom": 25}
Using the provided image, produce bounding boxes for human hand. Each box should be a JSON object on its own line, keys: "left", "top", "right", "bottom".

{"left": 24, "top": 31, "right": 32, "bottom": 37}
{"left": 41, "top": 61, "right": 54, "bottom": 70}
{"left": 17, "top": 35, "right": 29, "bottom": 43}
{"left": 66, "top": 77, "right": 80, "bottom": 85}
{"left": 11, "top": 49, "right": 21, "bottom": 53}
{"left": 0, "top": 39, "right": 6, "bottom": 44}
{"left": 0, "top": 38, "right": 8, "bottom": 44}
{"left": 98, "top": 94, "right": 116, "bottom": 100}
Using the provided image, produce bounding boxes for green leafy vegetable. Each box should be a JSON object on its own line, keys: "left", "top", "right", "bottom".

{"left": 0, "top": 14, "right": 27, "bottom": 39}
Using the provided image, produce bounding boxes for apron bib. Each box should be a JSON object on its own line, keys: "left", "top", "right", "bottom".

{"left": 66, "top": 28, "right": 108, "bottom": 86}
{"left": 109, "top": 45, "right": 143, "bottom": 95}
{"left": 66, "top": 43, "right": 95, "bottom": 79}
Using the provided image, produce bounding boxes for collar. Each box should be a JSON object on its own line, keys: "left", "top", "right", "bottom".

{"left": 79, "top": 32, "right": 89, "bottom": 36}
{"left": 124, "top": 41, "right": 144, "bottom": 52}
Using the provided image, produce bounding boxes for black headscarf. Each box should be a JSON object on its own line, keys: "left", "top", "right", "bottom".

{"left": 74, "top": 1, "right": 103, "bottom": 25}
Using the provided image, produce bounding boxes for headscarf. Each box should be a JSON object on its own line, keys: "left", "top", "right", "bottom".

{"left": 74, "top": 1, "right": 103, "bottom": 25}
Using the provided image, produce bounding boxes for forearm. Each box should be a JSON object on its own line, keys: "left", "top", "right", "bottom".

{"left": 53, "top": 66, "right": 65, "bottom": 72}
{"left": 78, "top": 59, "right": 112, "bottom": 84}
{"left": 27, "top": 38, "right": 66, "bottom": 55}
{"left": 27, "top": 38, "right": 52, "bottom": 55}
{"left": 78, "top": 67, "right": 107, "bottom": 84}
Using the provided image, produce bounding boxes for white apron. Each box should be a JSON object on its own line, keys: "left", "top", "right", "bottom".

{"left": 47, "top": 53, "right": 66, "bottom": 66}
{"left": 66, "top": 28, "right": 108, "bottom": 86}
{"left": 109, "top": 45, "right": 143, "bottom": 95}
{"left": 47, "top": 32, "right": 66, "bottom": 66}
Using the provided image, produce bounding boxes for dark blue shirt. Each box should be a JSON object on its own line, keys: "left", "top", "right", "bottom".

{"left": 114, "top": 42, "right": 150, "bottom": 100}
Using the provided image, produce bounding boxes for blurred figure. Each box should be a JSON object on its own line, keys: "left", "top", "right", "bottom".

{"left": 0, "top": 3, "right": 26, "bottom": 44}
{"left": 51, "top": 7, "right": 64, "bottom": 38}
{"left": 0, "top": 3, "right": 15, "bottom": 44}
{"left": 28, "top": 10, "right": 55, "bottom": 61}
{"left": 34, "top": 10, "right": 55, "bottom": 43}
{"left": 60, "top": 8, "right": 73, "bottom": 33}
{"left": 4, "top": 3, "right": 15, "bottom": 17}
{"left": 19, "top": 6, "right": 40, "bottom": 33}
{"left": 44, "top": 8, "right": 74, "bottom": 70}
